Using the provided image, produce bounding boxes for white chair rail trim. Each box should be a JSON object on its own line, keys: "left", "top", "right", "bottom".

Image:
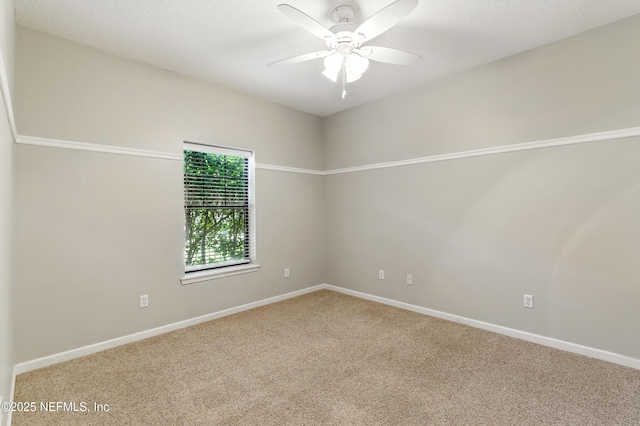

{"left": 16, "top": 125, "right": 640, "bottom": 176}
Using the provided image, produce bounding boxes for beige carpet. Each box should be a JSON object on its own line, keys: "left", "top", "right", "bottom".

{"left": 13, "top": 290, "right": 640, "bottom": 425}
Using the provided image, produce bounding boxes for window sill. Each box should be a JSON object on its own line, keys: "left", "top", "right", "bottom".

{"left": 180, "top": 263, "right": 260, "bottom": 285}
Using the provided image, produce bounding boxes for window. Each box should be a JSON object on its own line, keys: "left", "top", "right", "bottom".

{"left": 181, "top": 143, "right": 258, "bottom": 284}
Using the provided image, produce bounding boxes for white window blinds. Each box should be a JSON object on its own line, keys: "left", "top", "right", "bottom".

{"left": 183, "top": 143, "right": 255, "bottom": 272}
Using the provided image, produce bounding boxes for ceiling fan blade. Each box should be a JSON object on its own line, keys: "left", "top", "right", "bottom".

{"left": 277, "top": 4, "right": 335, "bottom": 40}
{"left": 354, "top": 0, "right": 418, "bottom": 42}
{"left": 269, "top": 50, "right": 332, "bottom": 66}
{"left": 357, "top": 46, "right": 422, "bottom": 65}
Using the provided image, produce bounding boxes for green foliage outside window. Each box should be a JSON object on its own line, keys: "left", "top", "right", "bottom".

{"left": 184, "top": 150, "right": 249, "bottom": 268}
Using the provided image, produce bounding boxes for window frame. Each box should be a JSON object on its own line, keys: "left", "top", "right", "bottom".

{"left": 180, "top": 142, "right": 259, "bottom": 285}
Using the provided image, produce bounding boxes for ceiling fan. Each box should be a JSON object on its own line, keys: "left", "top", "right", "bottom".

{"left": 270, "top": 0, "right": 421, "bottom": 99}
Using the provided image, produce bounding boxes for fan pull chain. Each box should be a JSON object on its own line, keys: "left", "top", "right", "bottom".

{"left": 341, "top": 57, "right": 347, "bottom": 99}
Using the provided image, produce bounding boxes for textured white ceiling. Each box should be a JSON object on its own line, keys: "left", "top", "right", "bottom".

{"left": 14, "top": 0, "right": 640, "bottom": 117}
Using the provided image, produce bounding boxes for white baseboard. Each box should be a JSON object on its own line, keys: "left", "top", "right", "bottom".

{"left": 13, "top": 282, "right": 639, "bottom": 379}
{"left": 13, "top": 285, "right": 324, "bottom": 375}
{"left": 323, "top": 284, "right": 640, "bottom": 370}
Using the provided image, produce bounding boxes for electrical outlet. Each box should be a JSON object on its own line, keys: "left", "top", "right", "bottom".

{"left": 284, "top": 268, "right": 290, "bottom": 278}
{"left": 523, "top": 294, "right": 534, "bottom": 309}
{"left": 379, "top": 270, "right": 385, "bottom": 280}
{"left": 406, "top": 274, "right": 413, "bottom": 285}
{"left": 140, "top": 294, "right": 149, "bottom": 308}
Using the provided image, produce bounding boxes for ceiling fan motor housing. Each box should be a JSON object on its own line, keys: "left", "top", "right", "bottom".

{"left": 328, "top": 5, "right": 364, "bottom": 49}
{"left": 326, "top": 27, "right": 363, "bottom": 50}
{"left": 332, "top": 5, "right": 355, "bottom": 23}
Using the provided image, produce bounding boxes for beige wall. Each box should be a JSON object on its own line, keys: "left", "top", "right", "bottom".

{"left": 14, "top": 28, "right": 325, "bottom": 362}
{"left": 0, "top": 0, "right": 14, "bottom": 422}
{"left": 15, "top": 28, "right": 324, "bottom": 169}
{"left": 0, "top": 0, "right": 14, "bottom": 92}
{"left": 324, "top": 14, "right": 640, "bottom": 170}
{"left": 0, "top": 97, "right": 14, "bottom": 425}
{"left": 324, "top": 14, "right": 640, "bottom": 358}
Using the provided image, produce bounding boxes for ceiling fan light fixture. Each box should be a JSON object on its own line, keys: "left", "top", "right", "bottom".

{"left": 322, "top": 67, "right": 339, "bottom": 82}
{"left": 344, "top": 62, "right": 362, "bottom": 83}
{"left": 348, "top": 53, "right": 369, "bottom": 75}
{"left": 324, "top": 53, "right": 367, "bottom": 83}
{"left": 345, "top": 70, "right": 362, "bottom": 83}
{"left": 323, "top": 52, "right": 343, "bottom": 73}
